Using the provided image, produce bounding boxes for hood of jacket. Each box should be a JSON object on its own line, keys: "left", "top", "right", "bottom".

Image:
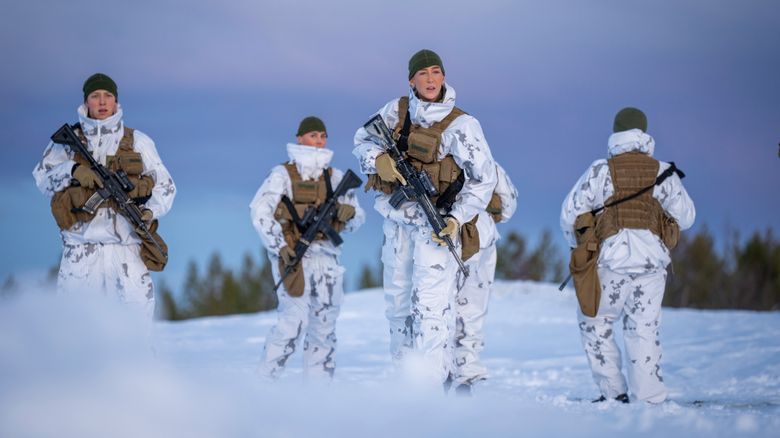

{"left": 76, "top": 104, "right": 125, "bottom": 164}
{"left": 286, "top": 143, "right": 334, "bottom": 180}
{"left": 608, "top": 128, "right": 655, "bottom": 158}
{"left": 407, "top": 82, "right": 457, "bottom": 128}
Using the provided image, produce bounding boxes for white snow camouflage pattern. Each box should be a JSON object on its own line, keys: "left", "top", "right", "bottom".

{"left": 560, "top": 129, "right": 695, "bottom": 402}
{"left": 453, "top": 163, "right": 517, "bottom": 386}
{"left": 353, "top": 85, "right": 497, "bottom": 383}
{"left": 32, "top": 104, "right": 176, "bottom": 315}
{"left": 250, "top": 143, "right": 364, "bottom": 379}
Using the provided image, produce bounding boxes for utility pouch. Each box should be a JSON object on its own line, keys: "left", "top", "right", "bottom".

{"left": 569, "top": 213, "right": 601, "bottom": 317}
{"left": 460, "top": 215, "right": 480, "bottom": 262}
{"left": 406, "top": 130, "right": 439, "bottom": 164}
{"left": 438, "top": 155, "right": 460, "bottom": 183}
{"left": 139, "top": 219, "right": 168, "bottom": 272}
{"left": 50, "top": 186, "right": 96, "bottom": 230}
{"left": 113, "top": 151, "right": 144, "bottom": 175}
{"left": 487, "top": 193, "right": 503, "bottom": 223}
{"left": 128, "top": 175, "right": 154, "bottom": 201}
{"left": 279, "top": 258, "right": 305, "bottom": 297}
{"left": 291, "top": 180, "right": 321, "bottom": 204}
{"left": 661, "top": 214, "right": 680, "bottom": 250}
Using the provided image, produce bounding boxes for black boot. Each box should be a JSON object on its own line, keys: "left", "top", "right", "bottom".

{"left": 455, "top": 383, "right": 472, "bottom": 397}
{"left": 592, "top": 393, "right": 630, "bottom": 404}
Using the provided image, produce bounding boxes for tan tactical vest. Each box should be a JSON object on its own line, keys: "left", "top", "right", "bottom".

{"left": 50, "top": 126, "right": 155, "bottom": 230}
{"left": 365, "top": 96, "right": 465, "bottom": 203}
{"left": 594, "top": 152, "right": 670, "bottom": 244}
{"left": 274, "top": 163, "right": 346, "bottom": 248}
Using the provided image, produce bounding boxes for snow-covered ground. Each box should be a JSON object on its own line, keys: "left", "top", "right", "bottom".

{"left": 1, "top": 281, "right": 778, "bottom": 437}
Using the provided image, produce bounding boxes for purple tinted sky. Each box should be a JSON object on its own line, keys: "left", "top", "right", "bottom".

{"left": 2, "top": 0, "right": 778, "bottom": 290}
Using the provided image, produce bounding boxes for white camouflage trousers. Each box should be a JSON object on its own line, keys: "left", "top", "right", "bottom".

{"left": 381, "top": 219, "right": 458, "bottom": 384}
{"left": 57, "top": 241, "right": 155, "bottom": 319}
{"left": 453, "top": 242, "right": 497, "bottom": 386}
{"left": 259, "top": 251, "right": 344, "bottom": 380}
{"left": 578, "top": 266, "right": 668, "bottom": 403}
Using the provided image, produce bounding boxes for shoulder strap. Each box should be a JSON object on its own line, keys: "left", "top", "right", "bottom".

{"left": 119, "top": 126, "right": 135, "bottom": 151}
{"left": 283, "top": 162, "right": 302, "bottom": 181}
{"left": 324, "top": 167, "right": 333, "bottom": 199}
{"left": 435, "top": 170, "right": 464, "bottom": 211}
{"left": 396, "top": 96, "right": 411, "bottom": 153}
{"left": 593, "top": 161, "right": 685, "bottom": 215}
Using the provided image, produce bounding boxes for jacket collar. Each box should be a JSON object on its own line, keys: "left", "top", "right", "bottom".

{"left": 608, "top": 129, "right": 655, "bottom": 157}
{"left": 286, "top": 143, "right": 334, "bottom": 180}
{"left": 407, "top": 82, "right": 457, "bottom": 128}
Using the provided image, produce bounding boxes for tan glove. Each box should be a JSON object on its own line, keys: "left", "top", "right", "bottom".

{"left": 140, "top": 208, "right": 154, "bottom": 226}
{"left": 72, "top": 165, "right": 103, "bottom": 189}
{"left": 279, "top": 246, "right": 296, "bottom": 267}
{"left": 336, "top": 203, "right": 356, "bottom": 222}
{"left": 431, "top": 217, "right": 459, "bottom": 246}
{"left": 375, "top": 153, "right": 407, "bottom": 185}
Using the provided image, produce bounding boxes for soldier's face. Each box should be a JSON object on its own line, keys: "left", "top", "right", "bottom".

{"left": 409, "top": 66, "right": 445, "bottom": 102}
{"left": 85, "top": 90, "right": 117, "bottom": 120}
{"left": 297, "top": 131, "right": 328, "bottom": 148}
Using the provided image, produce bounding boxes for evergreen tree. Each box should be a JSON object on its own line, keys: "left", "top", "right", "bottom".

{"left": 495, "top": 231, "right": 527, "bottom": 280}
{"left": 357, "top": 263, "right": 381, "bottom": 290}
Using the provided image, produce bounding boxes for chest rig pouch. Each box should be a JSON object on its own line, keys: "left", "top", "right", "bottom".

{"left": 50, "top": 126, "right": 155, "bottom": 230}
{"left": 274, "top": 163, "right": 346, "bottom": 248}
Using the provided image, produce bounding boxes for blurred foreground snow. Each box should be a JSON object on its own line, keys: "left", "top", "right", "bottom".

{"left": 1, "top": 281, "right": 778, "bottom": 437}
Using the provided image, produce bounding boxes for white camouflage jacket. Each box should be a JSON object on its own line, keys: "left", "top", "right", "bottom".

{"left": 249, "top": 143, "right": 365, "bottom": 258}
{"left": 476, "top": 162, "right": 519, "bottom": 248}
{"left": 32, "top": 105, "right": 176, "bottom": 246}
{"left": 352, "top": 84, "right": 497, "bottom": 231}
{"left": 560, "top": 129, "right": 696, "bottom": 274}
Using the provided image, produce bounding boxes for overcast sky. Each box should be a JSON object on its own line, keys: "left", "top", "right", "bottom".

{"left": 2, "top": 0, "right": 778, "bottom": 291}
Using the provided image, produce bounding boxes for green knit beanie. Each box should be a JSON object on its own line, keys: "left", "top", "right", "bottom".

{"left": 82, "top": 73, "right": 118, "bottom": 101}
{"left": 613, "top": 107, "right": 647, "bottom": 133}
{"left": 408, "top": 49, "right": 445, "bottom": 80}
{"left": 296, "top": 116, "right": 327, "bottom": 136}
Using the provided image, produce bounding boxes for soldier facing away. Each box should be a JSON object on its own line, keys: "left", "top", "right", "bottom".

{"left": 32, "top": 73, "right": 176, "bottom": 319}
{"left": 250, "top": 116, "right": 364, "bottom": 380}
{"left": 560, "top": 107, "right": 695, "bottom": 403}
{"left": 353, "top": 49, "right": 497, "bottom": 385}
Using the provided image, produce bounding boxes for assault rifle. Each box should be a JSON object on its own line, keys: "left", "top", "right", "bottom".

{"left": 362, "top": 114, "right": 469, "bottom": 278}
{"left": 274, "top": 169, "right": 363, "bottom": 291}
{"left": 50, "top": 123, "right": 167, "bottom": 259}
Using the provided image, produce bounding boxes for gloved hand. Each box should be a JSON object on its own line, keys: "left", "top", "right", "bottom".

{"left": 134, "top": 208, "right": 155, "bottom": 236}
{"left": 72, "top": 164, "right": 103, "bottom": 189}
{"left": 336, "top": 203, "right": 356, "bottom": 222}
{"left": 140, "top": 208, "right": 154, "bottom": 226}
{"left": 431, "top": 216, "right": 459, "bottom": 246}
{"left": 279, "top": 246, "right": 296, "bottom": 267}
{"left": 375, "top": 153, "right": 407, "bottom": 185}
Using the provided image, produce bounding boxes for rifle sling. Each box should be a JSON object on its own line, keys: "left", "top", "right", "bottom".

{"left": 397, "top": 107, "right": 412, "bottom": 153}
{"left": 280, "top": 195, "right": 305, "bottom": 233}
{"left": 436, "top": 170, "right": 464, "bottom": 212}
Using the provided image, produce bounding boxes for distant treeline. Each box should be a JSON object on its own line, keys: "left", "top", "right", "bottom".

{"left": 665, "top": 228, "right": 780, "bottom": 310}
{"left": 7, "top": 227, "right": 771, "bottom": 320}
{"left": 158, "top": 252, "right": 278, "bottom": 321}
